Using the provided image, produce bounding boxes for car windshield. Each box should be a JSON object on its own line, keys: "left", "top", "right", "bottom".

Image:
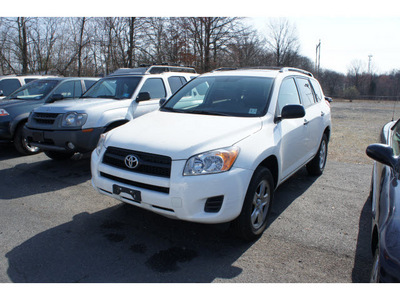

{"left": 6, "top": 80, "right": 59, "bottom": 100}
{"left": 161, "top": 76, "right": 274, "bottom": 117}
{"left": 81, "top": 76, "right": 142, "bottom": 100}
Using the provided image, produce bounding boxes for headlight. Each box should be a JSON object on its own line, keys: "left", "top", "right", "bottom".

{"left": 95, "top": 133, "right": 107, "bottom": 156}
{"left": 183, "top": 146, "right": 240, "bottom": 176}
{"left": 0, "top": 109, "right": 9, "bottom": 116}
{"left": 62, "top": 112, "right": 88, "bottom": 127}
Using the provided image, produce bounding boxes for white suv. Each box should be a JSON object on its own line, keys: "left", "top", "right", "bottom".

{"left": 24, "top": 65, "right": 197, "bottom": 160}
{"left": 91, "top": 67, "right": 332, "bottom": 240}
{"left": 0, "top": 75, "right": 55, "bottom": 99}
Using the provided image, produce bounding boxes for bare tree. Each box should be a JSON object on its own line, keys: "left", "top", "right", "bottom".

{"left": 265, "top": 18, "right": 300, "bottom": 67}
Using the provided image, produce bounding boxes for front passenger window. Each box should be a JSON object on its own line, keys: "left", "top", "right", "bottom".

{"left": 277, "top": 78, "right": 301, "bottom": 115}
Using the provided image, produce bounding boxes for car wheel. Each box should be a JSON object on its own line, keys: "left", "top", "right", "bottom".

{"left": 306, "top": 134, "right": 328, "bottom": 176}
{"left": 13, "top": 122, "right": 41, "bottom": 155}
{"left": 232, "top": 167, "right": 274, "bottom": 241}
{"left": 370, "top": 246, "right": 380, "bottom": 283}
{"left": 44, "top": 151, "right": 74, "bottom": 161}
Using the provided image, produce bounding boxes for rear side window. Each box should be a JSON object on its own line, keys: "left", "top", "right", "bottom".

{"left": 0, "top": 79, "right": 21, "bottom": 96}
{"left": 296, "top": 78, "right": 316, "bottom": 107}
{"left": 277, "top": 78, "right": 301, "bottom": 115}
{"left": 310, "top": 79, "right": 323, "bottom": 102}
{"left": 168, "top": 76, "right": 187, "bottom": 94}
{"left": 139, "top": 78, "right": 166, "bottom": 99}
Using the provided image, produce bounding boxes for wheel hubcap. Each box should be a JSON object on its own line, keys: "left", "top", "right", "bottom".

{"left": 251, "top": 179, "right": 270, "bottom": 230}
{"left": 23, "top": 137, "right": 39, "bottom": 153}
{"left": 319, "top": 140, "right": 327, "bottom": 169}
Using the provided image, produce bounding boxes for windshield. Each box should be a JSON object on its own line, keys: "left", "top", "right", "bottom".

{"left": 6, "top": 80, "right": 59, "bottom": 100}
{"left": 161, "top": 76, "right": 274, "bottom": 117}
{"left": 81, "top": 76, "right": 142, "bottom": 100}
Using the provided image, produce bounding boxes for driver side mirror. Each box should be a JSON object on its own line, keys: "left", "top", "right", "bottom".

{"left": 280, "top": 104, "right": 306, "bottom": 120}
{"left": 0, "top": 90, "right": 4, "bottom": 97}
{"left": 136, "top": 92, "right": 151, "bottom": 102}
{"left": 366, "top": 143, "right": 400, "bottom": 172}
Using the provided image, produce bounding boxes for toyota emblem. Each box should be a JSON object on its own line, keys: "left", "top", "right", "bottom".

{"left": 124, "top": 154, "right": 139, "bottom": 169}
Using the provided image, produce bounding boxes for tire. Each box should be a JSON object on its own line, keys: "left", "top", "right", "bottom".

{"left": 306, "top": 134, "right": 328, "bottom": 176}
{"left": 44, "top": 151, "right": 74, "bottom": 161}
{"left": 232, "top": 167, "right": 274, "bottom": 241}
{"left": 13, "top": 122, "right": 41, "bottom": 155}
{"left": 370, "top": 246, "right": 381, "bottom": 283}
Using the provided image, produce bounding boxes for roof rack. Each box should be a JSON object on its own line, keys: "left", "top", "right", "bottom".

{"left": 110, "top": 65, "right": 197, "bottom": 76}
{"left": 279, "top": 67, "right": 314, "bottom": 77}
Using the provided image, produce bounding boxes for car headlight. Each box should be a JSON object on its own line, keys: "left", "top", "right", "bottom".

{"left": 95, "top": 133, "right": 107, "bottom": 156}
{"left": 62, "top": 112, "right": 88, "bottom": 127}
{"left": 0, "top": 109, "right": 9, "bottom": 116}
{"left": 183, "top": 146, "right": 240, "bottom": 176}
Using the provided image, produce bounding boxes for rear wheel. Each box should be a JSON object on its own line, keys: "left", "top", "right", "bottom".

{"left": 13, "top": 122, "right": 41, "bottom": 155}
{"left": 306, "top": 134, "right": 328, "bottom": 175}
{"left": 44, "top": 151, "right": 74, "bottom": 161}
{"left": 232, "top": 167, "right": 274, "bottom": 241}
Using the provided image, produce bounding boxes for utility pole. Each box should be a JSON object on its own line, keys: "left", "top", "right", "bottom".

{"left": 315, "top": 39, "right": 321, "bottom": 78}
{"left": 368, "top": 54, "right": 373, "bottom": 74}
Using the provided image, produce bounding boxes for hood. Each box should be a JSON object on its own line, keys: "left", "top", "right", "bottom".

{"left": 0, "top": 99, "right": 44, "bottom": 114}
{"left": 35, "top": 98, "right": 127, "bottom": 113}
{"left": 105, "top": 110, "right": 263, "bottom": 160}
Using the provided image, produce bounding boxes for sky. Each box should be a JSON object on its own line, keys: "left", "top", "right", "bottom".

{"left": 249, "top": 16, "right": 400, "bottom": 75}
{"left": 4, "top": 0, "right": 400, "bottom": 75}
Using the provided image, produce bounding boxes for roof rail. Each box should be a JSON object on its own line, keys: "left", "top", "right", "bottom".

{"left": 279, "top": 67, "right": 314, "bottom": 77}
{"left": 211, "top": 67, "right": 238, "bottom": 72}
{"left": 110, "top": 65, "right": 197, "bottom": 76}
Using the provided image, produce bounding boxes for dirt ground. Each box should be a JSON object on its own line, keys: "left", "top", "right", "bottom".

{"left": 329, "top": 99, "right": 400, "bottom": 165}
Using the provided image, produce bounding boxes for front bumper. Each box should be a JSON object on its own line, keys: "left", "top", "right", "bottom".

{"left": 24, "top": 126, "right": 104, "bottom": 153}
{"left": 0, "top": 118, "right": 12, "bottom": 140}
{"left": 91, "top": 149, "right": 253, "bottom": 224}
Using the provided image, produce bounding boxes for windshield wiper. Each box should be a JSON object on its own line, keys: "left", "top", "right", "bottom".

{"left": 160, "top": 107, "right": 186, "bottom": 113}
{"left": 185, "top": 110, "right": 231, "bottom": 116}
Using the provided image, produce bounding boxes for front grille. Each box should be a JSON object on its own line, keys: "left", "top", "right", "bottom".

{"left": 103, "top": 146, "right": 172, "bottom": 178}
{"left": 100, "top": 172, "right": 169, "bottom": 194}
{"left": 33, "top": 112, "right": 60, "bottom": 125}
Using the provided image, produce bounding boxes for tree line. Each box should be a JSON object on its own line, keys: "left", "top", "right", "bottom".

{"left": 0, "top": 17, "right": 399, "bottom": 99}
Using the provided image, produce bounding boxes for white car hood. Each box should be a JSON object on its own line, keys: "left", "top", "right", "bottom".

{"left": 36, "top": 98, "right": 128, "bottom": 113}
{"left": 106, "top": 110, "right": 263, "bottom": 160}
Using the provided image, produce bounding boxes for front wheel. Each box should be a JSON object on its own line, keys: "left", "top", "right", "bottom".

{"left": 306, "top": 134, "right": 328, "bottom": 176}
{"left": 232, "top": 167, "right": 274, "bottom": 241}
{"left": 13, "top": 122, "right": 41, "bottom": 155}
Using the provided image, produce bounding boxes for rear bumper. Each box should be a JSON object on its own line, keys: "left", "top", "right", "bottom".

{"left": 24, "top": 126, "right": 104, "bottom": 153}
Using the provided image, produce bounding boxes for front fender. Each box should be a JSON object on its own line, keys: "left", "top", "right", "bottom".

{"left": 10, "top": 113, "right": 30, "bottom": 136}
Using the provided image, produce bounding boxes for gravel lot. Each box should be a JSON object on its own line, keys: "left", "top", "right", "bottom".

{"left": 1, "top": 100, "right": 399, "bottom": 283}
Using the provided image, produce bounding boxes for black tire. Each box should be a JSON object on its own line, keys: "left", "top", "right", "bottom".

{"left": 232, "top": 167, "right": 274, "bottom": 241}
{"left": 13, "top": 122, "right": 41, "bottom": 155}
{"left": 44, "top": 151, "right": 74, "bottom": 161}
{"left": 370, "top": 246, "right": 380, "bottom": 283}
{"left": 306, "top": 134, "right": 328, "bottom": 176}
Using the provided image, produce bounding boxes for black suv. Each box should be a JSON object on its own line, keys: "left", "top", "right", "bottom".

{"left": 0, "top": 77, "right": 98, "bottom": 155}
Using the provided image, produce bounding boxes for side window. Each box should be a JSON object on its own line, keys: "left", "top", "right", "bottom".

{"left": 277, "top": 78, "right": 301, "bottom": 115}
{"left": 74, "top": 81, "right": 83, "bottom": 97}
{"left": 139, "top": 78, "right": 166, "bottom": 99}
{"left": 296, "top": 78, "right": 316, "bottom": 107}
{"left": 84, "top": 80, "right": 97, "bottom": 91}
{"left": 0, "top": 79, "right": 21, "bottom": 96}
{"left": 310, "top": 79, "right": 323, "bottom": 102}
{"left": 392, "top": 122, "right": 400, "bottom": 156}
{"left": 168, "top": 76, "right": 187, "bottom": 94}
{"left": 52, "top": 81, "right": 75, "bottom": 99}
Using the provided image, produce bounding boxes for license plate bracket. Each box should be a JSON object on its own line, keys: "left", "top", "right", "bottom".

{"left": 113, "top": 184, "right": 141, "bottom": 203}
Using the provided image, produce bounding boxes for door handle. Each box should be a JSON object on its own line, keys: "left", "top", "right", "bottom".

{"left": 304, "top": 119, "right": 309, "bottom": 125}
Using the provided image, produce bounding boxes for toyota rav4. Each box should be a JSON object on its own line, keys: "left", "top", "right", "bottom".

{"left": 91, "top": 67, "right": 332, "bottom": 240}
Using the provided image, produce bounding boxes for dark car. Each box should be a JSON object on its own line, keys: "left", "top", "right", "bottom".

{"left": 0, "top": 77, "right": 99, "bottom": 155}
{"left": 366, "top": 118, "right": 400, "bottom": 283}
